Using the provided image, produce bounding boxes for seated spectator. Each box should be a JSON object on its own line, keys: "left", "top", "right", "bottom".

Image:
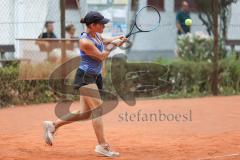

{"left": 38, "top": 21, "right": 57, "bottom": 38}
{"left": 65, "top": 24, "right": 77, "bottom": 39}
{"left": 37, "top": 21, "right": 58, "bottom": 52}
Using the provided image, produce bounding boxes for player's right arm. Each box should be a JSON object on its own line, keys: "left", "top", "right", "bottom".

{"left": 79, "top": 39, "right": 113, "bottom": 62}
{"left": 176, "top": 13, "right": 184, "bottom": 34}
{"left": 176, "top": 22, "right": 184, "bottom": 34}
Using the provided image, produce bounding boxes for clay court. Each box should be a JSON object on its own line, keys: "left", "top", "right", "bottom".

{"left": 0, "top": 96, "right": 239, "bottom": 160}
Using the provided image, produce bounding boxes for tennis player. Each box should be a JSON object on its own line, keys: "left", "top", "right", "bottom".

{"left": 43, "top": 11, "right": 127, "bottom": 157}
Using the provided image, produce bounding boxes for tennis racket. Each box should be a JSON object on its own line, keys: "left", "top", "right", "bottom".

{"left": 112, "top": 5, "right": 161, "bottom": 49}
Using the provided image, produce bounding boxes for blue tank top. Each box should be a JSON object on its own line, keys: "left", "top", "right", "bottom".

{"left": 79, "top": 32, "right": 104, "bottom": 74}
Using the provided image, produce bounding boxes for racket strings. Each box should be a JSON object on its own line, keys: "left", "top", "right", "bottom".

{"left": 135, "top": 6, "right": 161, "bottom": 32}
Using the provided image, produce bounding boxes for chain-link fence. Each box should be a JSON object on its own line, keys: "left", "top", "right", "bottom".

{"left": 0, "top": 0, "right": 88, "bottom": 41}
{"left": 12, "top": 0, "right": 130, "bottom": 79}
{"left": 0, "top": 0, "right": 88, "bottom": 63}
{"left": 0, "top": 0, "right": 129, "bottom": 65}
{"left": 0, "top": 0, "right": 15, "bottom": 62}
{"left": 1, "top": 0, "right": 240, "bottom": 66}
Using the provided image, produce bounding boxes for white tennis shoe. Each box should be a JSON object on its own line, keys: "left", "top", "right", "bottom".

{"left": 95, "top": 144, "right": 120, "bottom": 157}
{"left": 43, "top": 121, "right": 55, "bottom": 146}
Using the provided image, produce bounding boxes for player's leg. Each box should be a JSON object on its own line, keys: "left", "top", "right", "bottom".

{"left": 53, "top": 94, "right": 91, "bottom": 129}
{"left": 80, "top": 84, "right": 106, "bottom": 145}
{"left": 81, "top": 82, "right": 119, "bottom": 157}
{"left": 43, "top": 88, "right": 91, "bottom": 146}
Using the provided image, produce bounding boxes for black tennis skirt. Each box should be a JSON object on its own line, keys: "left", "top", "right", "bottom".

{"left": 73, "top": 68, "right": 103, "bottom": 90}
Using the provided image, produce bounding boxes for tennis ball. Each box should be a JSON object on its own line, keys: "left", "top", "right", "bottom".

{"left": 185, "top": 19, "right": 192, "bottom": 26}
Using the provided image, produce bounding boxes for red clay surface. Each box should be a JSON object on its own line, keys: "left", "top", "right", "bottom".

{"left": 0, "top": 96, "right": 240, "bottom": 160}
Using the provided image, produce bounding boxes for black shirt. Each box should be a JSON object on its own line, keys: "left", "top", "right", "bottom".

{"left": 176, "top": 11, "right": 191, "bottom": 35}
{"left": 38, "top": 32, "right": 57, "bottom": 38}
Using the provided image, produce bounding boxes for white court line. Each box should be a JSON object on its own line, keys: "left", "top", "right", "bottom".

{"left": 197, "top": 153, "right": 240, "bottom": 160}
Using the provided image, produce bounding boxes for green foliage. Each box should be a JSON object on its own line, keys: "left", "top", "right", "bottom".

{"left": 168, "top": 60, "right": 213, "bottom": 94}
{"left": 176, "top": 32, "right": 226, "bottom": 61}
{"left": 219, "top": 56, "right": 240, "bottom": 93}
{"left": 0, "top": 63, "right": 60, "bottom": 107}
{"left": 157, "top": 57, "right": 240, "bottom": 97}
{"left": 1, "top": 57, "right": 240, "bottom": 108}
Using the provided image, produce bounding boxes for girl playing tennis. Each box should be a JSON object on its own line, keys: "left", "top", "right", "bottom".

{"left": 43, "top": 11, "right": 127, "bottom": 157}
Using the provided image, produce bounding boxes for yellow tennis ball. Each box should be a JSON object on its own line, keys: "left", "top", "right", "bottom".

{"left": 185, "top": 19, "right": 192, "bottom": 26}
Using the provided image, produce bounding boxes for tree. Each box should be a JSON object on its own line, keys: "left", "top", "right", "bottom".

{"left": 212, "top": 0, "right": 219, "bottom": 95}
{"left": 194, "top": 0, "right": 237, "bottom": 95}
{"left": 195, "top": 0, "right": 237, "bottom": 40}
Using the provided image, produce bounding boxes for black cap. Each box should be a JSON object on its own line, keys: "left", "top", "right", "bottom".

{"left": 81, "top": 11, "right": 110, "bottom": 24}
